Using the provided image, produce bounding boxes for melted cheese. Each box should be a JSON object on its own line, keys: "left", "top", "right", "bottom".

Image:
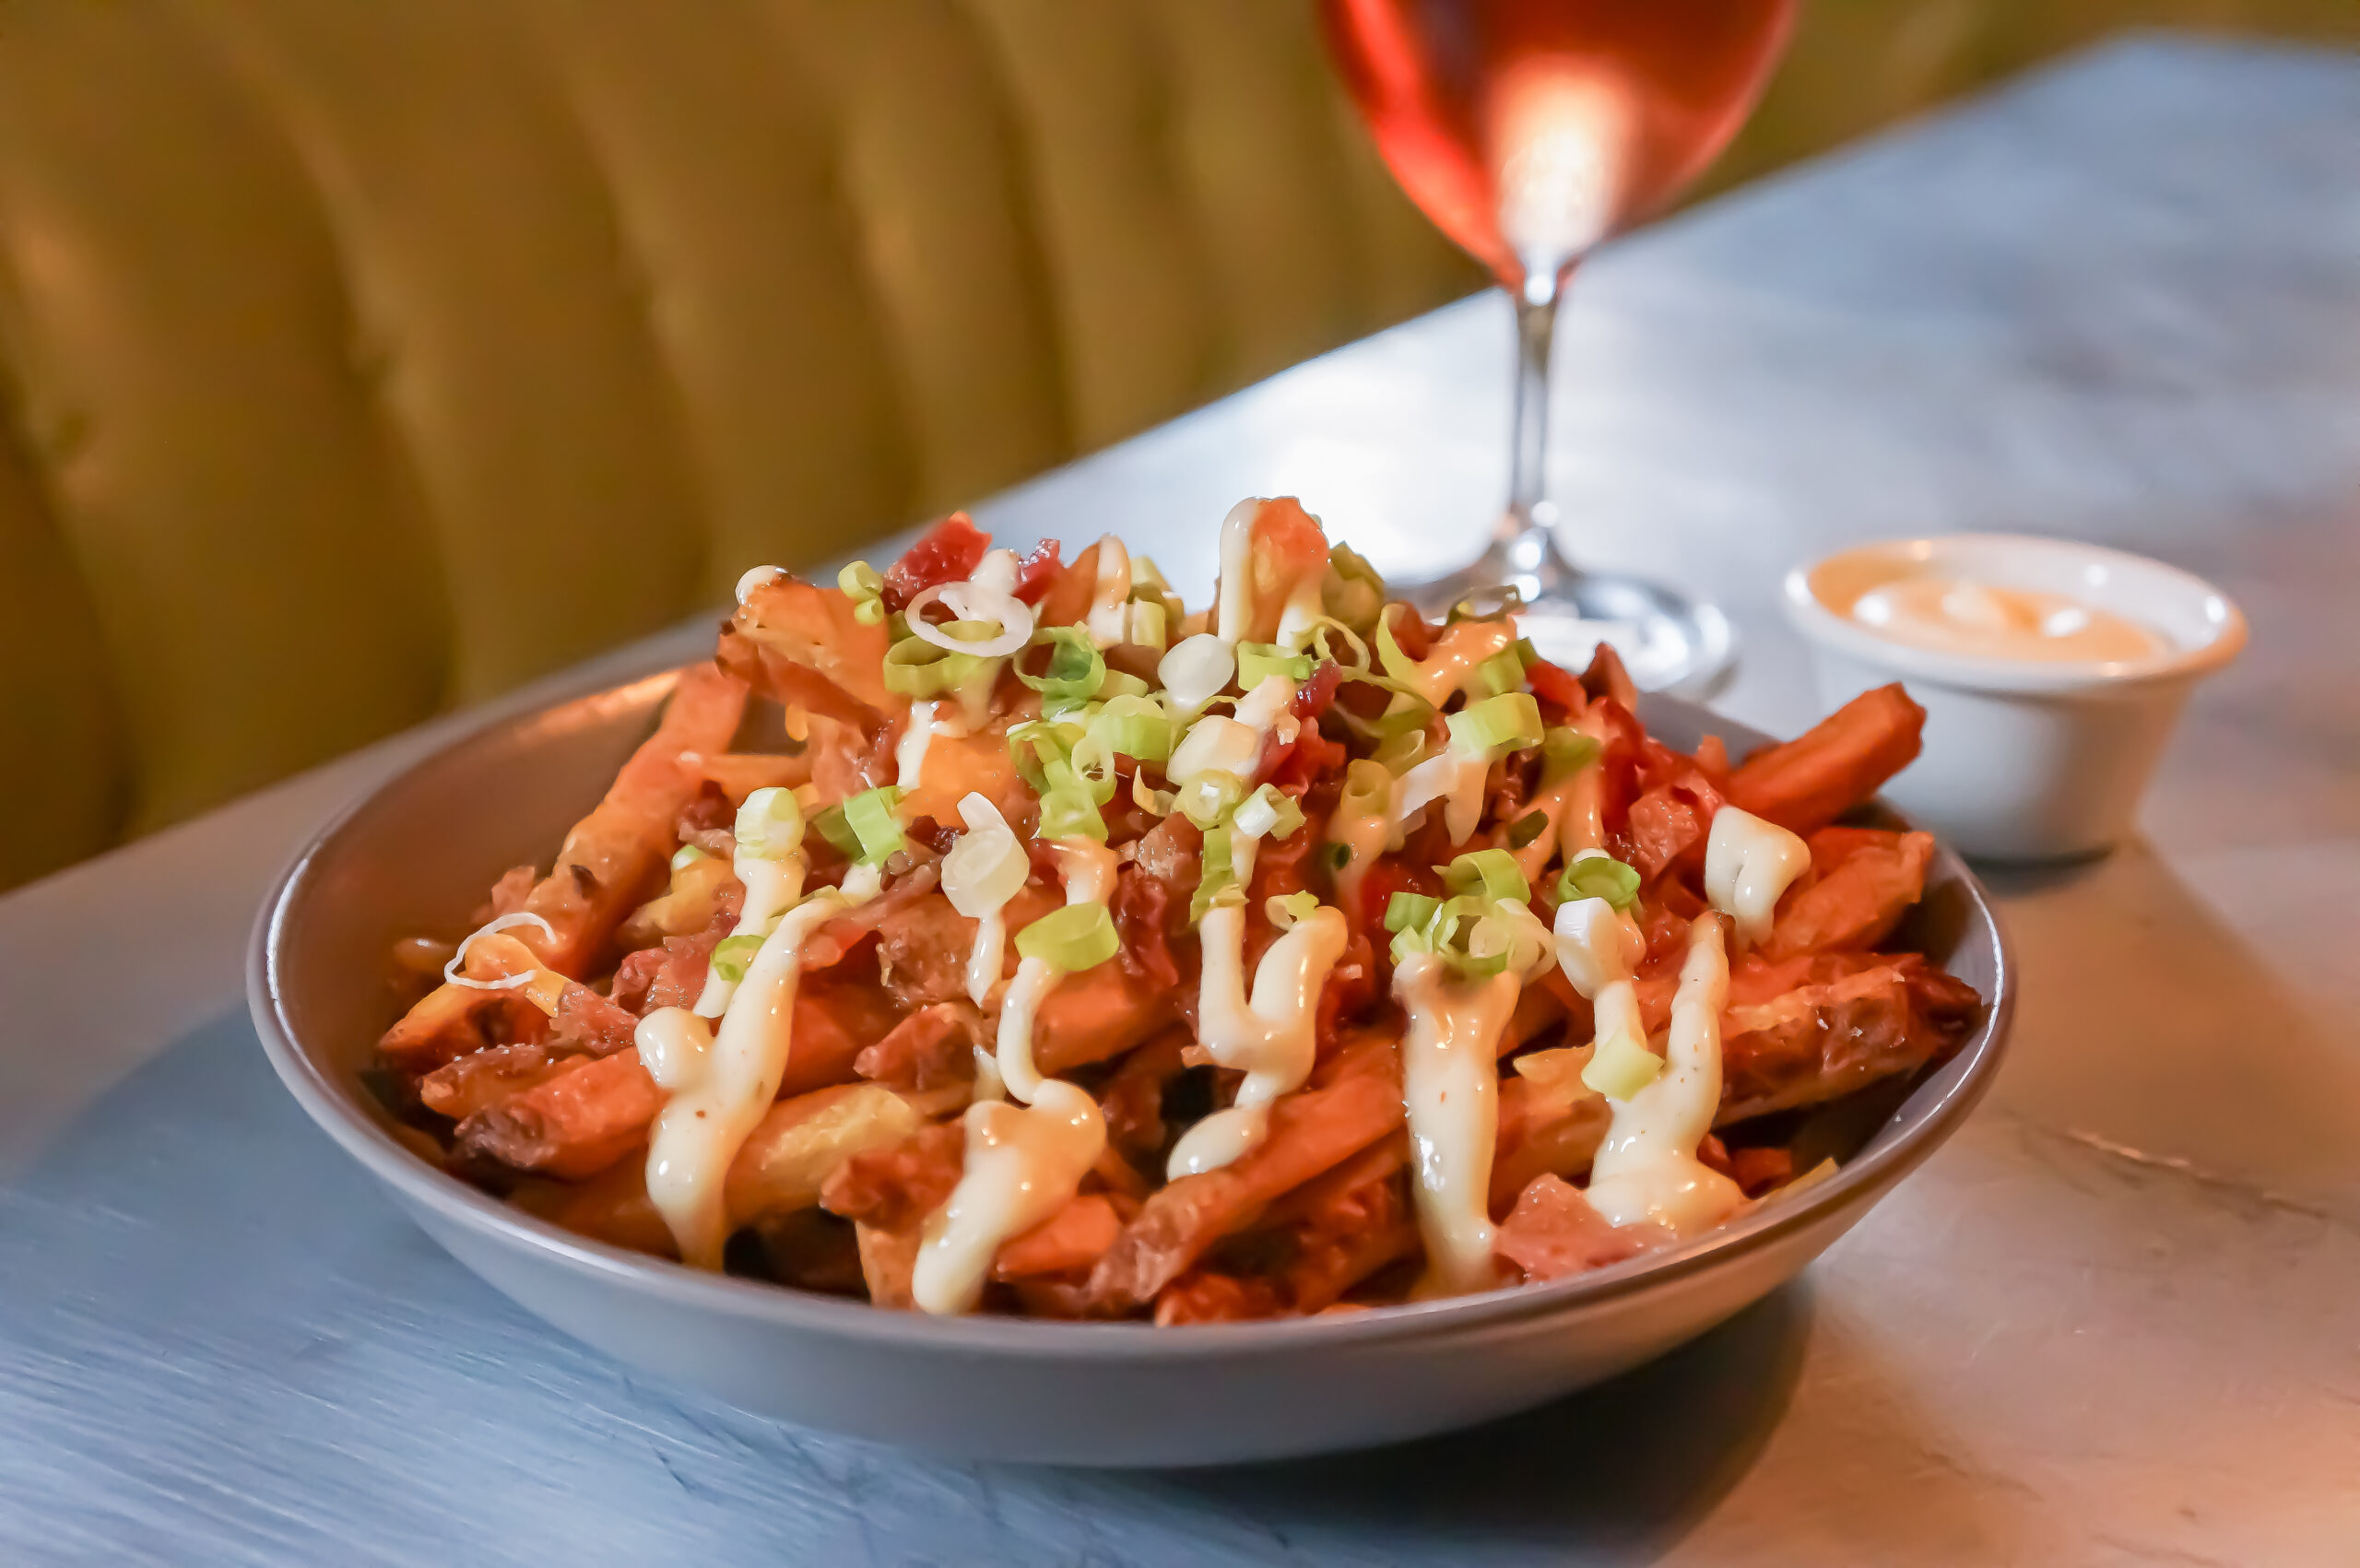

{"left": 1583, "top": 915, "right": 1744, "bottom": 1237}
{"left": 1167, "top": 904, "right": 1350, "bottom": 1177}
{"left": 911, "top": 1079, "right": 1106, "bottom": 1315}
{"left": 1085, "top": 534, "right": 1134, "bottom": 648}
{"left": 993, "top": 839, "right": 1117, "bottom": 1104}
{"left": 646, "top": 866, "right": 881, "bottom": 1267}
{"left": 1394, "top": 954, "right": 1523, "bottom": 1297}
{"left": 1704, "top": 805, "right": 1810, "bottom": 949}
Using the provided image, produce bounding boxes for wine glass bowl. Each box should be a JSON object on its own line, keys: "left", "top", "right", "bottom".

{"left": 1322, "top": 0, "right": 1793, "bottom": 693}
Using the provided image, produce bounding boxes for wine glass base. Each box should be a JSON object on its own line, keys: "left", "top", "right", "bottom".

{"left": 1398, "top": 542, "right": 1738, "bottom": 700}
{"left": 1510, "top": 579, "right": 1737, "bottom": 701}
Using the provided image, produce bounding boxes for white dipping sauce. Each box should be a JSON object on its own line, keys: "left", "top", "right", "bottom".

{"left": 1839, "top": 574, "right": 2165, "bottom": 664}
{"left": 1166, "top": 903, "right": 1350, "bottom": 1178}
{"left": 993, "top": 839, "right": 1117, "bottom": 1105}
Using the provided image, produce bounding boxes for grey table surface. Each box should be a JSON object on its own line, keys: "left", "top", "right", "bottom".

{"left": 5, "top": 33, "right": 2357, "bottom": 1566}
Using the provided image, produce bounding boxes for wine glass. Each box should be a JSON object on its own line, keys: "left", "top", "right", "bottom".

{"left": 1321, "top": 0, "right": 1794, "bottom": 693}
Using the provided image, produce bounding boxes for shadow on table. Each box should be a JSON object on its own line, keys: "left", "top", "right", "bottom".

{"left": 1093, "top": 1284, "right": 1812, "bottom": 1563}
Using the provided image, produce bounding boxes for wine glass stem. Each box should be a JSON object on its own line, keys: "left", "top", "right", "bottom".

{"left": 1506, "top": 276, "right": 1562, "bottom": 535}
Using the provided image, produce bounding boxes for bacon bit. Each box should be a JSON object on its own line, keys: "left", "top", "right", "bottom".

{"left": 1261, "top": 722, "right": 1347, "bottom": 793}
{"left": 881, "top": 512, "right": 991, "bottom": 612}
{"left": 1728, "top": 1145, "right": 1796, "bottom": 1197}
{"left": 549, "top": 985, "right": 642, "bottom": 1056}
{"left": 1315, "top": 933, "right": 1375, "bottom": 1055}
{"left": 675, "top": 781, "right": 734, "bottom": 839}
{"left": 1011, "top": 538, "right": 1064, "bottom": 605}
{"left": 1495, "top": 1173, "right": 1668, "bottom": 1282}
{"left": 1292, "top": 660, "right": 1342, "bottom": 720}
{"left": 1112, "top": 868, "right": 1183, "bottom": 991}
{"left": 854, "top": 1001, "right": 983, "bottom": 1091}
{"left": 1101, "top": 1029, "right": 1189, "bottom": 1157}
{"left": 1383, "top": 602, "right": 1433, "bottom": 660}
{"left": 1578, "top": 643, "right": 1638, "bottom": 712}
{"left": 1356, "top": 856, "right": 1441, "bottom": 936}
{"left": 820, "top": 1122, "right": 964, "bottom": 1232}
{"left": 1525, "top": 657, "right": 1587, "bottom": 720}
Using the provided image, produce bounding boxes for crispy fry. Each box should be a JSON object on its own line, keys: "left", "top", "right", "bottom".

{"left": 720, "top": 573, "right": 895, "bottom": 734}
{"left": 994, "top": 1194, "right": 1123, "bottom": 1279}
{"left": 855, "top": 1002, "right": 985, "bottom": 1091}
{"left": 1155, "top": 1271, "right": 1284, "bottom": 1326}
{"left": 724, "top": 1083, "right": 925, "bottom": 1228}
{"left": 678, "top": 750, "right": 811, "bottom": 805}
{"left": 454, "top": 1048, "right": 665, "bottom": 1179}
{"left": 1489, "top": 1076, "right": 1612, "bottom": 1214}
{"left": 856, "top": 1222, "right": 923, "bottom": 1310}
{"left": 1762, "top": 828, "right": 1933, "bottom": 959}
{"left": 1724, "top": 683, "right": 1926, "bottom": 835}
{"left": 521, "top": 664, "right": 750, "bottom": 978}
{"left": 1719, "top": 955, "right": 1968, "bottom": 1122}
{"left": 1090, "top": 1056, "right": 1404, "bottom": 1312}
{"left": 512, "top": 1155, "right": 677, "bottom": 1258}
{"left": 820, "top": 1122, "right": 965, "bottom": 1233}
{"left": 1032, "top": 961, "right": 1179, "bottom": 1076}
{"left": 418, "top": 1043, "right": 567, "bottom": 1121}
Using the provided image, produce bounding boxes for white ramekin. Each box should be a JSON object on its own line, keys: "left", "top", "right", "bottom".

{"left": 1782, "top": 535, "right": 2246, "bottom": 862}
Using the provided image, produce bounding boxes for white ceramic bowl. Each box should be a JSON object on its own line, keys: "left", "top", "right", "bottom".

{"left": 249, "top": 668, "right": 2012, "bottom": 1467}
{"left": 1783, "top": 535, "right": 2246, "bottom": 862}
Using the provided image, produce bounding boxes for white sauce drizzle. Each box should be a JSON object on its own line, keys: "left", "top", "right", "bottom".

{"left": 645, "top": 866, "right": 881, "bottom": 1267}
{"left": 1392, "top": 620, "right": 1517, "bottom": 709}
{"left": 1215, "top": 497, "right": 1262, "bottom": 643}
{"left": 1395, "top": 954, "right": 1523, "bottom": 1296}
{"left": 894, "top": 700, "right": 938, "bottom": 790}
{"left": 1397, "top": 745, "right": 1491, "bottom": 847}
{"left": 1582, "top": 915, "right": 1744, "bottom": 1237}
{"left": 734, "top": 564, "right": 785, "bottom": 604}
{"left": 1085, "top": 534, "right": 1134, "bottom": 648}
{"left": 1704, "top": 805, "right": 1811, "bottom": 950}
{"left": 1326, "top": 796, "right": 1390, "bottom": 916}
{"left": 1166, "top": 903, "right": 1350, "bottom": 1178}
{"left": 911, "top": 1079, "right": 1106, "bottom": 1315}
{"left": 993, "top": 839, "right": 1117, "bottom": 1104}
{"left": 694, "top": 853, "right": 806, "bottom": 1019}
{"left": 944, "top": 794, "right": 1027, "bottom": 1009}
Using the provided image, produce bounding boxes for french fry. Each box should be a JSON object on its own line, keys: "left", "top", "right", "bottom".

{"left": 678, "top": 750, "right": 811, "bottom": 806}
{"left": 511, "top": 1155, "right": 677, "bottom": 1258}
{"left": 855, "top": 1002, "right": 985, "bottom": 1091}
{"left": 454, "top": 1048, "right": 665, "bottom": 1179}
{"left": 820, "top": 1122, "right": 965, "bottom": 1233}
{"left": 718, "top": 575, "right": 894, "bottom": 734}
{"left": 521, "top": 663, "right": 751, "bottom": 978}
{"left": 419, "top": 1043, "right": 566, "bottom": 1121}
{"left": 724, "top": 1083, "right": 925, "bottom": 1228}
{"left": 855, "top": 1222, "right": 922, "bottom": 1310}
{"left": 1032, "top": 961, "right": 1179, "bottom": 1076}
{"left": 1154, "top": 1272, "right": 1284, "bottom": 1326}
{"left": 994, "top": 1194, "right": 1123, "bottom": 1279}
{"left": 1762, "top": 828, "right": 1933, "bottom": 959}
{"left": 1090, "top": 1057, "right": 1404, "bottom": 1312}
{"left": 1723, "top": 683, "right": 1926, "bottom": 835}
{"left": 1488, "top": 1076, "right": 1612, "bottom": 1214}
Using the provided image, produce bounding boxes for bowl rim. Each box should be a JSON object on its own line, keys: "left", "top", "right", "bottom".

{"left": 1783, "top": 532, "right": 2248, "bottom": 695}
{"left": 247, "top": 670, "right": 2016, "bottom": 1362}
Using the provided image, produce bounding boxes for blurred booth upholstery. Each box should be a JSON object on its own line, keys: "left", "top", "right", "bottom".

{"left": 0, "top": 0, "right": 2351, "bottom": 889}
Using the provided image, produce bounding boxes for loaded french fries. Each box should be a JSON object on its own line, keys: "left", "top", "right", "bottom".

{"left": 373, "top": 500, "right": 1979, "bottom": 1323}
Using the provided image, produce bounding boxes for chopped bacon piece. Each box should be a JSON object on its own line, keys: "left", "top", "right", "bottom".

{"left": 549, "top": 984, "right": 643, "bottom": 1057}
{"left": 881, "top": 512, "right": 991, "bottom": 612}
{"left": 1578, "top": 643, "right": 1638, "bottom": 712}
{"left": 820, "top": 1123, "right": 965, "bottom": 1232}
{"left": 1011, "top": 538, "right": 1064, "bottom": 604}
{"left": 1495, "top": 1173, "right": 1669, "bottom": 1282}
{"left": 454, "top": 1049, "right": 664, "bottom": 1179}
{"left": 1525, "top": 657, "right": 1587, "bottom": 719}
{"left": 855, "top": 1002, "right": 983, "bottom": 1091}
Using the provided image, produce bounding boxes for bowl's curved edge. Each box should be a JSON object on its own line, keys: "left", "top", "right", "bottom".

{"left": 247, "top": 677, "right": 2016, "bottom": 1365}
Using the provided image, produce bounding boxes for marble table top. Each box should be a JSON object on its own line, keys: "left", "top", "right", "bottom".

{"left": 3, "top": 34, "right": 2356, "bottom": 1566}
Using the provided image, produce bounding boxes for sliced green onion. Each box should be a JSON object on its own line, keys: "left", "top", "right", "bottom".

{"left": 1036, "top": 783, "right": 1107, "bottom": 842}
{"left": 1321, "top": 841, "right": 1351, "bottom": 872}
{"left": 1447, "top": 692, "right": 1544, "bottom": 760}
{"left": 1174, "top": 769, "right": 1246, "bottom": 831}
{"left": 1470, "top": 648, "right": 1527, "bottom": 700}
{"left": 1098, "top": 669, "right": 1150, "bottom": 702}
{"left": 1541, "top": 726, "right": 1602, "bottom": 785}
{"left": 1006, "top": 717, "right": 1085, "bottom": 792}
{"left": 1131, "top": 769, "right": 1176, "bottom": 818}
{"left": 1513, "top": 636, "right": 1540, "bottom": 668}
{"left": 1192, "top": 825, "right": 1247, "bottom": 921}
{"left": 1373, "top": 724, "right": 1432, "bottom": 776}
{"left": 1015, "top": 901, "right": 1119, "bottom": 971}
{"left": 1384, "top": 891, "right": 1441, "bottom": 935}
{"left": 1233, "top": 783, "right": 1305, "bottom": 842}
{"left": 1583, "top": 1032, "right": 1663, "bottom": 1101}
{"left": 1017, "top": 625, "right": 1105, "bottom": 704}
{"left": 1237, "top": 642, "right": 1312, "bottom": 689}
{"left": 1089, "top": 694, "right": 1171, "bottom": 763}
{"left": 1444, "top": 848, "right": 1529, "bottom": 904}
{"left": 670, "top": 843, "right": 712, "bottom": 871}
{"left": 841, "top": 785, "right": 907, "bottom": 866}
{"left": 838, "top": 561, "right": 882, "bottom": 597}
{"left": 1322, "top": 544, "right": 1386, "bottom": 633}
{"left": 711, "top": 933, "right": 766, "bottom": 984}
{"left": 811, "top": 804, "right": 861, "bottom": 860}
{"left": 734, "top": 786, "right": 806, "bottom": 861}
{"left": 1267, "top": 890, "right": 1320, "bottom": 929}
{"left": 1128, "top": 599, "right": 1168, "bottom": 650}
{"left": 1557, "top": 853, "right": 1641, "bottom": 910}
{"left": 1375, "top": 607, "right": 1422, "bottom": 691}
{"left": 882, "top": 631, "right": 1000, "bottom": 702}
{"left": 1294, "top": 614, "right": 1372, "bottom": 670}
{"left": 1506, "top": 810, "right": 1548, "bottom": 850}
